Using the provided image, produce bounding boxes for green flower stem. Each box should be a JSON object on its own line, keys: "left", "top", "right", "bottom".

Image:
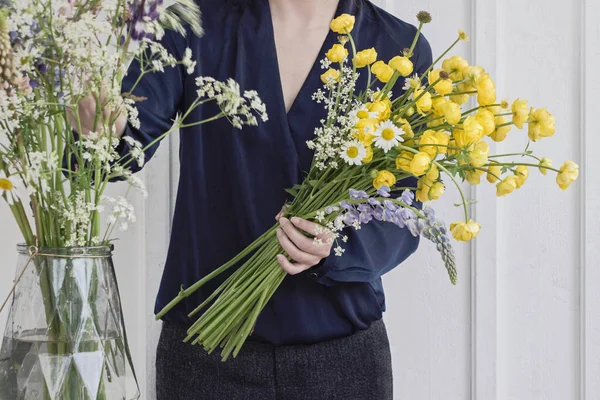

{"left": 407, "top": 22, "right": 425, "bottom": 58}
{"left": 485, "top": 161, "right": 560, "bottom": 174}
{"left": 488, "top": 153, "right": 540, "bottom": 160}
{"left": 155, "top": 224, "right": 279, "bottom": 320}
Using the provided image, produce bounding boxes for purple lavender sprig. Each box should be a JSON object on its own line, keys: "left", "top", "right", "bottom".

{"left": 328, "top": 187, "right": 457, "bottom": 284}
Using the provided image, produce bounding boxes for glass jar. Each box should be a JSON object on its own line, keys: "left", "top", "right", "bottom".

{"left": 0, "top": 244, "right": 140, "bottom": 400}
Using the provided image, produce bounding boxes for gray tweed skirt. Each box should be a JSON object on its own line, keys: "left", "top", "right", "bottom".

{"left": 156, "top": 319, "right": 393, "bottom": 400}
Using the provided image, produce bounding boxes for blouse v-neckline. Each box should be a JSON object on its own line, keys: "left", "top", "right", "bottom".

{"left": 263, "top": 0, "right": 346, "bottom": 120}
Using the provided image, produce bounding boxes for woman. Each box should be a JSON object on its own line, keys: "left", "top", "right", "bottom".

{"left": 76, "top": 0, "right": 432, "bottom": 398}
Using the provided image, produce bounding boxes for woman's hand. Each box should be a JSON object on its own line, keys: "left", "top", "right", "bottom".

{"left": 66, "top": 90, "right": 128, "bottom": 138}
{"left": 275, "top": 215, "right": 333, "bottom": 275}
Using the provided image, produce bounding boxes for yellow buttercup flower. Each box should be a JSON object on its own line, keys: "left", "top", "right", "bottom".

{"left": 419, "top": 130, "right": 440, "bottom": 159}
{"left": 514, "top": 165, "right": 529, "bottom": 189}
{"left": 429, "top": 181, "right": 445, "bottom": 200}
{"left": 490, "top": 115, "right": 511, "bottom": 142}
{"left": 469, "top": 141, "right": 490, "bottom": 168}
{"left": 450, "top": 219, "right": 481, "bottom": 242}
{"left": 396, "top": 151, "right": 414, "bottom": 173}
{"left": 476, "top": 108, "right": 496, "bottom": 136}
{"left": 330, "top": 14, "right": 355, "bottom": 34}
{"left": 410, "top": 151, "right": 432, "bottom": 176}
{"left": 487, "top": 162, "right": 502, "bottom": 183}
{"left": 450, "top": 90, "right": 470, "bottom": 105}
{"left": 528, "top": 107, "right": 555, "bottom": 142}
{"left": 395, "top": 117, "right": 414, "bottom": 138}
{"left": 362, "top": 145, "right": 374, "bottom": 163}
{"left": 432, "top": 97, "right": 448, "bottom": 117}
{"left": 416, "top": 177, "right": 433, "bottom": 203}
{"left": 389, "top": 56, "right": 413, "bottom": 77}
{"left": 466, "top": 169, "right": 485, "bottom": 185}
{"left": 428, "top": 69, "right": 453, "bottom": 96}
{"left": 321, "top": 69, "right": 340, "bottom": 84}
{"left": 371, "top": 61, "right": 394, "bottom": 83}
{"left": 463, "top": 66, "right": 485, "bottom": 89}
{"left": 368, "top": 101, "right": 391, "bottom": 121}
{"left": 556, "top": 161, "right": 579, "bottom": 190}
{"left": 373, "top": 170, "right": 397, "bottom": 190}
{"left": 442, "top": 55, "right": 469, "bottom": 81}
{"left": 414, "top": 90, "right": 432, "bottom": 115}
{"left": 455, "top": 116, "right": 484, "bottom": 147}
{"left": 496, "top": 175, "right": 518, "bottom": 196}
{"left": 443, "top": 101, "right": 461, "bottom": 125}
{"left": 355, "top": 48, "right": 377, "bottom": 68}
{"left": 426, "top": 164, "right": 440, "bottom": 180}
{"left": 326, "top": 44, "right": 348, "bottom": 63}
{"left": 512, "top": 98, "right": 529, "bottom": 129}
{"left": 354, "top": 118, "right": 378, "bottom": 145}
{"left": 433, "top": 131, "right": 450, "bottom": 155}
{"left": 539, "top": 157, "right": 552, "bottom": 176}
{"left": 476, "top": 73, "right": 496, "bottom": 106}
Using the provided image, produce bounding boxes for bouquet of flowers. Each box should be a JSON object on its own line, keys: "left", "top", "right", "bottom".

{"left": 156, "top": 11, "right": 580, "bottom": 361}
{"left": 0, "top": 0, "right": 267, "bottom": 397}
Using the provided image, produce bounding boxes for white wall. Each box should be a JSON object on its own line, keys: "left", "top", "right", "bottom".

{"left": 1, "top": 0, "right": 598, "bottom": 399}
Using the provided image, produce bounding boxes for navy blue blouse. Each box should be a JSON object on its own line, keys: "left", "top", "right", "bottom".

{"left": 120, "top": 0, "right": 432, "bottom": 345}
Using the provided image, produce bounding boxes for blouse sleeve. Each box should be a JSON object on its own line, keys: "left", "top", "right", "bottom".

{"left": 302, "top": 34, "right": 433, "bottom": 286}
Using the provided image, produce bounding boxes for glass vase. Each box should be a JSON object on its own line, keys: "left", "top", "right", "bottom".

{"left": 0, "top": 244, "right": 140, "bottom": 400}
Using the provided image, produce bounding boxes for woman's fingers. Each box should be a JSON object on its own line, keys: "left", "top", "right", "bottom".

{"left": 276, "top": 228, "right": 321, "bottom": 266}
{"left": 276, "top": 254, "right": 309, "bottom": 275}
{"left": 279, "top": 217, "right": 323, "bottom": 255}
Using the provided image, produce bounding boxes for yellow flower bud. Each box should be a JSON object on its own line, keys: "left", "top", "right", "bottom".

{"left": 514, "top": 165, "right": 529, "bottom": 189}
{"left": 419, "top": 130, "right": 440, "bottom": 159}
{"left": 410, "top": 152, "right": 432, "bottom": 176}
{"left": 406, "top": 106, "right": 416, "bottom": 117}
{"left": 512, "top": 98, "right": 529, "bottom": 129}
{"left": 354, "top": 118, "right": 378, "bottom": 145}
{"left": 469, "top": 141, "right": 490, "bottom": 168}
{"left": 455, "top": 116, "right": 484, "bottom": 147}
{"left": 368, "top": 101, "right": 391, "bottom": 121}
{"left": 355, "top": 48, "right": 378, "bottom": 68}
{"left": 539, "top": 157, "right": 552, "bottom": 176}
{"left": 433, "top": 131, "right": 450, "bottom": 155}
{"left": 326, "top": 44, "right": 348, "bottom": 63}
{"left": 466, "top": 169, "right": 485, "bottom": 185}
{"left": 496, "top": 175, "right": 518, "bottom": 196}
{"left": 443, "top": 101, "right": 462, "bottom": 125}
{"left": 394, "top": 117, "right": 414, "bottom": 138}
{"left": 432, "top": 97, "right": 448, "bottom": 117}
{"left": 371, "top": 61, "right": 394, "bottom": 83}
{"left": 450, "top": 219, "right": 481, "bottom": 242}
{"left": 487, "top": 162, "right": 502, "bottom": 183}
{"left": 447, "top": 139, "right": 460, "bottom": 157}
{"left": 396, "top": 151, "right": 414, "bottom": 173}
{"left": 373, "top": 170, "right": 397, "bottom": 190}
{"left": 442, "top": 55, "right": 469, "bottom": 81}
{"left": 320, "top": 69, "right": 340, "bottom": 84}
{"left": 414, "top": 90, "right": 432, "bottom": 115}
{"left": 416, "top": 178, "right": 432, "bottom": 202}
{"left": 389, "top": 56, "right": 413, "bottom": 77}
{"left": 528, "top": 107, "right": 555, "bottom": 142}
{"left": 490, "top": 115, "right": 511, "bottom": 142}
{"left": 476, "top": 73, "right": 496, "bottom": 106}
{"left": 450, "top": 91, "right": 470, "bottom": 105}
{"left": 426, "top": 163, "right": 440, "bottom": 181}
{"left": 556, "top": 161, "right": 579, "bottom": 190}
{"left": 330, "top": 14, "right": 355, "bottom": 34}
{"left": 464, "top": 66, "right": 485, "bottom": 89}
{"left": 429, "top": 181, "right": 445, "bottom": 200}
{"left": 476, "top": 108, "right": 496, "bottom": 136}
{"left": 428, "top": 69, "right": 453, "bottom": 96}
{"left": 362, "top": 145, "right": 374, "bottom": 163}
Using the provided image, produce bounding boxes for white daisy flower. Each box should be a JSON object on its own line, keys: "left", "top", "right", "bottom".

{"left": 402, "top": 74, "right": 424, "bottom": 91}
{"left": 0, "top": 171, "right": 20, "bottom": 205}
{"left": 349, "top": 106, "right": 378, "bottom": 121}
{"left": 374, "top": 120, "right": 403, "bottom": 153}
{"left": 340, "top": 140, "right": 367, "bottom": 166}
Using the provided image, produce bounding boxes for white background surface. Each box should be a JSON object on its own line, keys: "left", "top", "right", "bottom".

{"left": 1, "top": 0, "right": 599, "bottom": 399}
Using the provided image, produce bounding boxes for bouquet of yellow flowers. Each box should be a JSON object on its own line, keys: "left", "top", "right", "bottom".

{"left": 156, "top": 11, "right": 579, "bottom": 361}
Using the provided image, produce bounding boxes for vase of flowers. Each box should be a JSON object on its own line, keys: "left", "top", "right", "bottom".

{"left": 0, "top": 0, "right": 267, "bottom": 397}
